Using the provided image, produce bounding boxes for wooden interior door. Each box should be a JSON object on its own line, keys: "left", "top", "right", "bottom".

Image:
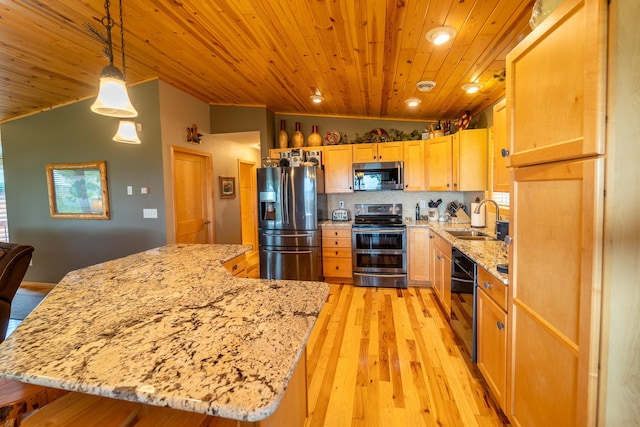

{"left": 238, "top": 160, "right": 258, "bottom": 254}
{"left": 172, "top": 148, "right": 213, "bottom": 243}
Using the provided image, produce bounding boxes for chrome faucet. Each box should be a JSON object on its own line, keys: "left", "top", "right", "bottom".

{"left": 474, "top": 198, "right": 501, "bottom": 233}
{"left": 474, "top": 198, "right": 501, "bottom": 220}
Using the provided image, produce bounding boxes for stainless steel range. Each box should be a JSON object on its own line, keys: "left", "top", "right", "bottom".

{"left": 352, "top": 203, "right": 407, "bottom": 288}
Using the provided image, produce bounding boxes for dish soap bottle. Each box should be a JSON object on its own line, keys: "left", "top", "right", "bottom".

{"left": 415, "top": 203, "right": 420, "bottom": 220}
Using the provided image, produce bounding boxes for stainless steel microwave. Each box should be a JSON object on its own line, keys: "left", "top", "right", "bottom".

{"left": 353, "top": 161, "right": 404, "bottom": 191}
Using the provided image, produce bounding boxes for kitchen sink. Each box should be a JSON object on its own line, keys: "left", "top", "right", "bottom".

{"left": 447, "top": 230, "right": 497, "bottom": 241}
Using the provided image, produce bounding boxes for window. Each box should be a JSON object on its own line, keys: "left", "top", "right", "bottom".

{"left": 492, "top": 191, "right": 510, "bottom": 208}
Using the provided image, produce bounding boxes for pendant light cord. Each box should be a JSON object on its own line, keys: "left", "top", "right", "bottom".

{"left": 101, "top": 0, "right": 115, "bottom": 66}
{"left": 119, "top": 0, "right": 127, "bottom": 80}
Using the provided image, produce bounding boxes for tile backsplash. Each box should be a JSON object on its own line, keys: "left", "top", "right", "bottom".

{"left": 327, "top": 190, "right": 484, "bottom": 220}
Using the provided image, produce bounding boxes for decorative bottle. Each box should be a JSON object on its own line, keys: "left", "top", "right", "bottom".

{"left": 278, "top": 119, "right": 289, "bottom": 148}
{"left": 307, "top": 125, "right": 322, "bottom": 147}
{"left": 415, "top": 203, "right": 420, "bottom": 220}
{"left": 291, "top": 122, "right": 304, "bottom": 148}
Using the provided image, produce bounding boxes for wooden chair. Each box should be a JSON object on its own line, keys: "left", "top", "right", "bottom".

{"left": 0, "top": 243, "right": 68, "bottom": 426}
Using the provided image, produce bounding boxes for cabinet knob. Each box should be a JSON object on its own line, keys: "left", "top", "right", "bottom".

{"left": 335, "top": 241, "right": 339, "bottom": 245}
{"left": 335, "top": 266, "right": 339, "bottom": 270}
{"left": 335, "top": 251, "right": 339, "bottom": 255}
{"left": 334, "top": 231, "right": 339, "bottom": 236}
{"left": 484, "top": 281, "right": 492, "bottom": 289}
{"left": 446, "top": 183, "right": 450, "bottom": 188}
{"left": 453, "top": 182, "right": 458, "bottom": 188}
{"left": 497, "top": 321, "right": 505, "bottom": 330}
{"left": 232, "top": 264, "right": 238, "bottom": 271}
{"left": 501, "top": 148, "right": 510, "bottom": 158}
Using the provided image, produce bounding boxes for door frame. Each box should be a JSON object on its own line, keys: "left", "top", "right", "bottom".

{"left": 238, "top": 159, "right": 258, "bottom": 253}
{"left": 171, "top": 145, "right": 215, "bottom": 243}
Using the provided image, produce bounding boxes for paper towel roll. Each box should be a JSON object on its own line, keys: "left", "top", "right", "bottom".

{"left": 471, "top": 202, "right": 486, "bottom": 227}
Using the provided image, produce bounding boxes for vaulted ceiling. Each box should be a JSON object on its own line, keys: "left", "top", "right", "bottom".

{"left": 0, "top": 0, "right": 535, "bottom": 124}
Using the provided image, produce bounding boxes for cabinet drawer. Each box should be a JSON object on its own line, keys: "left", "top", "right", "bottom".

{"left": 223, "top": 254, "right": 247, "bottom": 277}
{"left": 477, "top": 267, "right": 507, "bottom": 310}
{"left": 322, "top": 237, "right": 352, "bottom": 248}
{"left": 324, "top": 228, "right": 351, "bottom": 239}
{"left": 322, "top": 247, "right": 352, "bottom": 258}
{"left": 323, "top": 257, "right": 352, "bottom": 278}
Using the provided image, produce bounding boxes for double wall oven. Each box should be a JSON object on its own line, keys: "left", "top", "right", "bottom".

{"left": 352, "top": 204, "right": 407, "bottom": 288}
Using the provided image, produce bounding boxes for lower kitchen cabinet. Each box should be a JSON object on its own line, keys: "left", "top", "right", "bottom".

{"left": 408, "top": 227, "right": 429, "bottom": 285}
{"left": 476, "top": 266, "right": 508, "bottom": 410}
{"left": 223, "top": 253, "right": 247, "bottom": 278}
{"left": 321, "top": 227, "right": 352, "bottom": 283}
{"left": 429, "top": 230, "right": 451, "bottom": 316}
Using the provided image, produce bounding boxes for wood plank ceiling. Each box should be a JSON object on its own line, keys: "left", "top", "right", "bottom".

{"left": 0, "top": 0, "right": 535, "bottom": 124}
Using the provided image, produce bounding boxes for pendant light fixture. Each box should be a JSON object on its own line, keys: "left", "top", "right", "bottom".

{"left": 89, "top": 0, "right": 138, "bottom": 118}
{"left": 113, "top": 120, "right": 141, "bottom": 144}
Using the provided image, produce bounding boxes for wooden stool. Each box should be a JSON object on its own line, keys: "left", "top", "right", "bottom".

{"left": 0, "top": 378, "right": 68, "bottom": 426}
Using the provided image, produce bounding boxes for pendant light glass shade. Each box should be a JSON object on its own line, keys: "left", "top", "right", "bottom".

{"left": 90, "top": 65, "right": 138, "bottom": 118}
{"left": 113, "top": 120, "right": 141, "bottom": 144}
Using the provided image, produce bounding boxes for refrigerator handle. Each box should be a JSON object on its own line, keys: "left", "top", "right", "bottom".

{"left": 282, "top": 169, "right": 290, "bottom": 225}
{"left": 279, "top": 170, "right": 286, "bottom": 225}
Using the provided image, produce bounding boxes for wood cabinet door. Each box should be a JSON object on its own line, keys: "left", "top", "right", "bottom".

{"left": 377, "top": 142, "right": 404, "bottom": 161}
{"left": 403, "top": 140, "right": 426, "bottom": 191}
{"left": 430, "top": 232, "right": 451, "bottom": 316}
{"left": 492, "top": 99, "right": 510, "bottom": 192}
{"left": 408, "top": 227, "right": 429, "bottom": 284}
{"left": 324, "top": 145, "right": 353, "bottom": 193}
{"left": 454, "top": 129, "right": 487, "bottom": 191}
{"left": 477, "top": 287, "right": 507, "bottom": 410}
{"left": 427, "top": 135, "right": 452, "bottom": 191}
{"left": 352, "top": 143, "right": 377, "bottom": 162}
{"left": 506, "top": 0, "right": 607, "bottom": 167}
{"left": 509, "top": 157, "right": 604, "bottom": 426}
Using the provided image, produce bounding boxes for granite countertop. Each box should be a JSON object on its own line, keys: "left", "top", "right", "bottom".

{"left": 0, "top": 244, "right": 330, "bottom": 421}
{"left": 319, "top": 220, "right": 353, "bottom": 228}
{"left": 406, "top": 219, "right": 509, "bottom": 284}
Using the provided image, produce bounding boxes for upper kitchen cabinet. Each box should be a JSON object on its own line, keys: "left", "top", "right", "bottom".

{"left": 426, "top": 135, "right": 453, "bottom": 191}
{"left": 352, "top": 141, "right": 404, "bottom": 163}
{"left": 352, "top": 142, "right": 404, "bottom": 163}
{"left": 403, "top": 140, "right": 427, "bottom": 192}
{"left": 506, "top": 0, "right": 607, "bottom": 167}
{"left": 427, "top": 130, "right": 487, "bottom": 191}
{"left": 492, "top": 99, "right": 510, "bottom": 192}
{"left": 324, "top": 145, "right": 353, "bottom": 193}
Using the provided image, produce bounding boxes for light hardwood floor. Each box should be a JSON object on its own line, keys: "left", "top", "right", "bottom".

{"left": 306, "top": 283, "right": 508, "bottom": 427}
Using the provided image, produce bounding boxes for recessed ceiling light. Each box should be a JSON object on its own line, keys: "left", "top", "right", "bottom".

{"left": 405, "top": 98, "right": 422, "bottom": 107}
{"left": 310, "top": 94, "right": 324, "bottom": 103}
{"left": 425, "top": 27, "right": 457, "bottom": 45}
{"left": 461, "top": 83, "right": 483, "bottom": 94}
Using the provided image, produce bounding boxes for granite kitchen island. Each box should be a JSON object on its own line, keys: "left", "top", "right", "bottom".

{"left": 0, "top": 244, "right": 330, "bottom": 425}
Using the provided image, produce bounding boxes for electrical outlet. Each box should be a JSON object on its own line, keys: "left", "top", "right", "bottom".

{"left": 127, "top": 186, "right": 133, "bottom": 195}
{"left": 420, "top": 200, "right": 426, "bottom": 208}
{"left": 339, "top": 201, "right": 344, "bottom": 209}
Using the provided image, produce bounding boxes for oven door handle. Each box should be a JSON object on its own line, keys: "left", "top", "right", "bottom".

{"left": 352, "top": 228, "right": 406, "bottom": 234}
{"left": 263, "top": 249, "right": 313, "bottom": 255}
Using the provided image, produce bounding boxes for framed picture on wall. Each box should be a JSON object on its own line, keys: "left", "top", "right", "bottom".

{"left": 219, "top": 176, "right": 235, "bottom": 199}
{"left": 45, "top": 161, "right": 110, "bottom": 219}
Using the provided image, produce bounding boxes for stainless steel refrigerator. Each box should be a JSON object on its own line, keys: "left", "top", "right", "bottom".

{"left": 257, "top": 166, "right": 326, "bottom": 281}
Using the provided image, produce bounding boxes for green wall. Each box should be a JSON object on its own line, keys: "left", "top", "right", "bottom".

{"left": 1, "top": 81, "right": 167, "bottom": 283}
{"left": 210, "top": 105, "right": 274, "bottom": 159}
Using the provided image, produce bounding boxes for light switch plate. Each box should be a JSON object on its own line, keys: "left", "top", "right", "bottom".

{"left": 143, "top": 208, "right": 158, "bottom": 219}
